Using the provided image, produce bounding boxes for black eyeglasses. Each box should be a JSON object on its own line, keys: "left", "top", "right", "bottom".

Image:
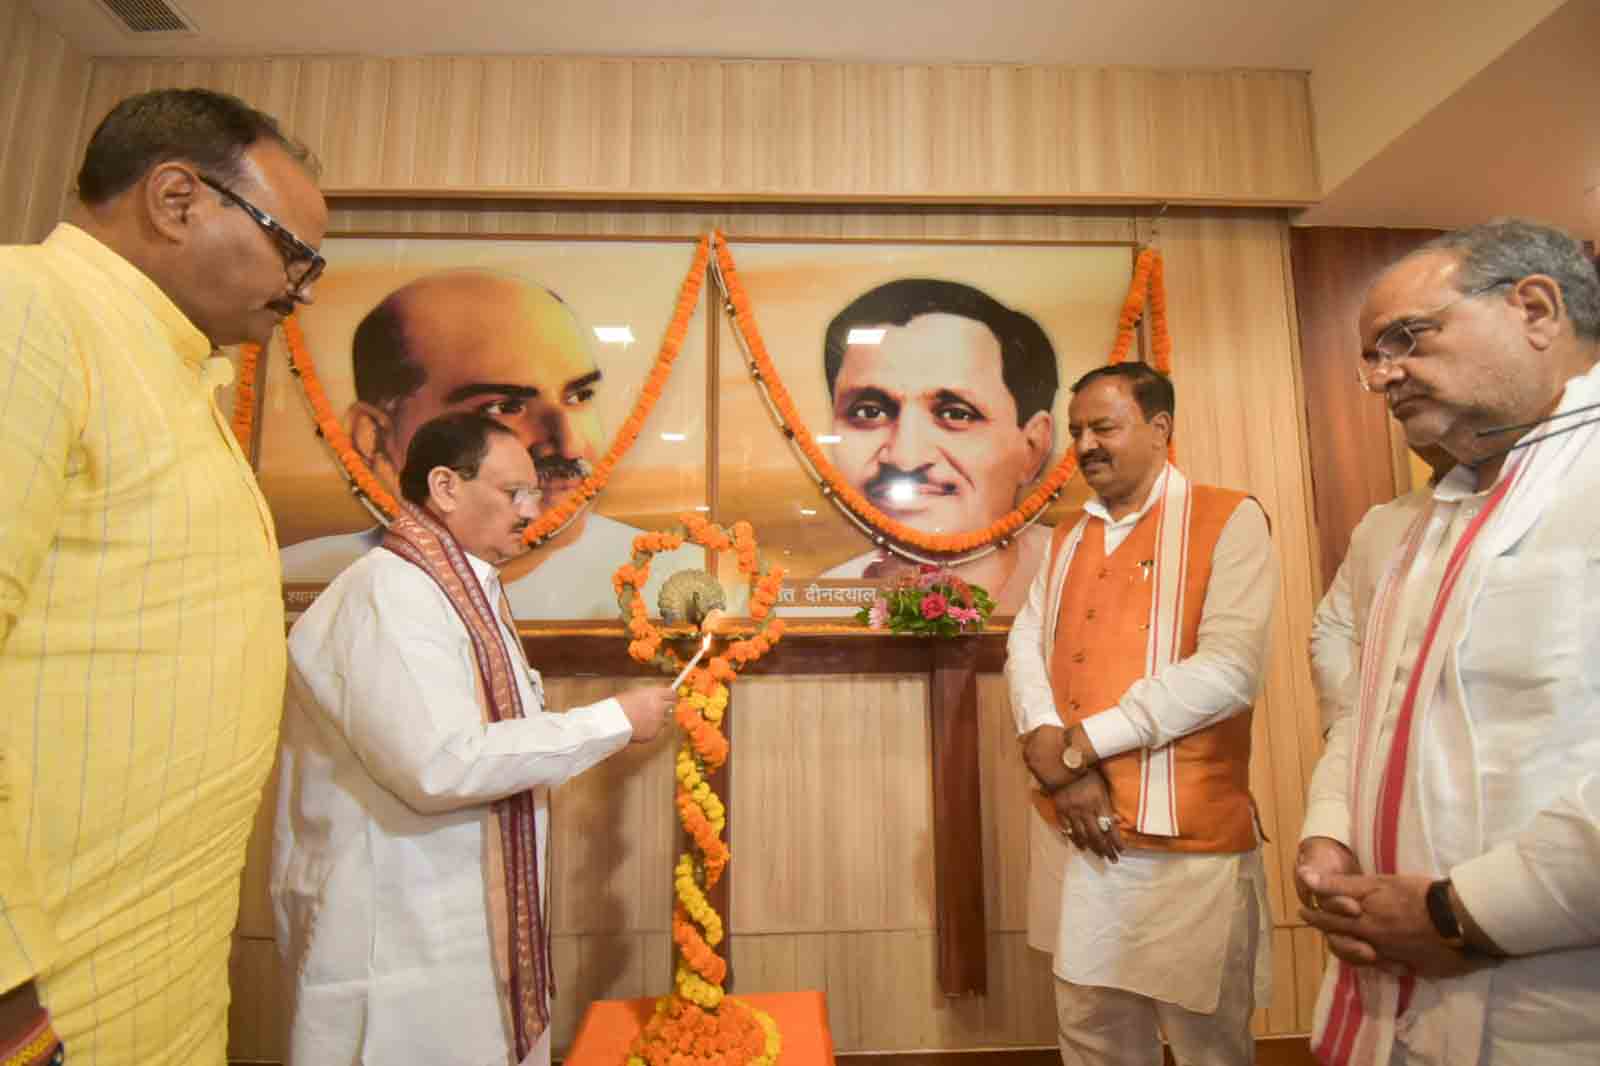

{"left": 198, "top": 173, "right": 325, "bottom": 301}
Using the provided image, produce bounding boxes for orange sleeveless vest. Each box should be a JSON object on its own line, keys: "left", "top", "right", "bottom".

{"left": 1030, "top": 485, "right": 1258, "bottom": 854}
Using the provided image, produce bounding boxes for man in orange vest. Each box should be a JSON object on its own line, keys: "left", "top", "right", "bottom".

{"left": 1005, "top": 362, "right": 1278, "bottom": 1066}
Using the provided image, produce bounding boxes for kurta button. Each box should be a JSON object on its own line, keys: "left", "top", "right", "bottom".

{"left": 1069, "top": 700, "right": 1081, "bottom": 711}
{"left": 1085, "top": 608, "right": 1097, "bottom": 620}
{"left": 1098, "top": 568, "right": 1109, "bottom": 579}
{"left": 1072, "top": 651, "right": 1086, "bottom": 663}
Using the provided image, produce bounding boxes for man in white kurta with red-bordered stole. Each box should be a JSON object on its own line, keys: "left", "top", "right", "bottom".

{"left": 1309, "top": 447, "right": 1452, "bottom": 737}
{"left": 273, "top": 412, "right": 675, "bottom": 1066}
{"left": 1298, "top": 220, "right": 1600, "bottom": 1066}
{"left": 1007, "top": 363, "right": 1278, "bottom": 1066}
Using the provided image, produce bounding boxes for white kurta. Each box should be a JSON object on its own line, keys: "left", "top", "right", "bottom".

{"left": 1309, "top": 486, "right": 1434, "bottom": 735}
{"left": 1005, "top": 467, "right": 1277, "bottom": 1013}
{"left": 272, "top": 545, "right": 633, "bottom": 1066}
{"left": 1302, "top": 366, "right": 1600, "bottom": 1065}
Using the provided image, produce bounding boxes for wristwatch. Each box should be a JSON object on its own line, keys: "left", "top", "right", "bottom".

{"left": 1425, "top": 879, "right": 1467, "bottom": 950}
{"left": 1060, "top": 742, "right": 1086, "bottom": 774}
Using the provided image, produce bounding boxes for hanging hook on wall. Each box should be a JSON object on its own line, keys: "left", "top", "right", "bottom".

{"left": 1148, "top": 201, "right": 1170, "bottom": 247}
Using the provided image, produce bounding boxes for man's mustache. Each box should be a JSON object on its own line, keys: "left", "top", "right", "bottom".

{"left": 1079, "top": 450, "right": 1111, "bottom": 466}
{"left": 533, "top": 455, "right": 592, "bottom": 484}
{"left": 863, "top": 464, "right": 956, "bottom": 498}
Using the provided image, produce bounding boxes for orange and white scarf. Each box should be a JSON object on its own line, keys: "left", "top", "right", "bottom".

{"left": 1044, "top": 464, "right": 1191, "bottom": 835}
{"left": 383, "top": 501, "right": 551, "bottom": 1060}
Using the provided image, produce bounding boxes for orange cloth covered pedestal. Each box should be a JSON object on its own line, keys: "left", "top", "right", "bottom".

{"left": 564, "top": 991, "right": 836, "bottom": 1066}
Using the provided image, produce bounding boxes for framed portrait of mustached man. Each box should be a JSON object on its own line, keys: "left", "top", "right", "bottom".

{"left": 243, "top": 234, "right": 1136, "bottom": 622}
{"left": 712, "top": 240, "right": 1135, "bottom": 618}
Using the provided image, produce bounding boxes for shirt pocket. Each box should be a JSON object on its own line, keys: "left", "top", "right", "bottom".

{"left": 1458, "top": 550, "right": 1584, "bottom": 694}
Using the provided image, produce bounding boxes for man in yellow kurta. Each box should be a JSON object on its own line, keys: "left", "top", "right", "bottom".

{"left": 0, "top": 89, "right": 326, "bottom": 1066}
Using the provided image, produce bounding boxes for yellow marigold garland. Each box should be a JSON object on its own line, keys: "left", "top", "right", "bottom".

{"left": 712, "top": 233, "right": 1176, "bottom": 553}
{"left": 618, "top": 516, "right": 786, "bottom": 1066}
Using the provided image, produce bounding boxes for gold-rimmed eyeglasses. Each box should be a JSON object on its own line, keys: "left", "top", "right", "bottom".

{"left": 451, "top": 466, "right": 540, "bottom": 510}
{"left": 1356, "top": 279, "right": 1517, "bottom": 392}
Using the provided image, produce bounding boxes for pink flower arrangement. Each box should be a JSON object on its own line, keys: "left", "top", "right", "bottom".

{"left": 855, "top": 564, "right": 996, "bottom": 636}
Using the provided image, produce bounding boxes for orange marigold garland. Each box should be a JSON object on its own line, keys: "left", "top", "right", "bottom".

{"left": 712, "top": 233, "right": 1176, "bottom": 555}
{"left": 230, "top": 342, "right": 261, "bottom": 455}
{"left": 1107, "top": 247, "right": 1175, "bottom": 461}
{"left": 281, "top": 235, "right": 711, "bottom": 533}
{"left": 522, "top": 235, "right": 710, "bottom": 547}
{"left": 628, "top": 995, "right": 779, "bottom": 1066}
{"left": 617, "top": 516, "right": 785, "bottom": 1066}
{"left": 280, "top": 232, "right": 1167, "bottom": 562}
{"left": 282, "top": 313, "right": 401, "bottom": 517}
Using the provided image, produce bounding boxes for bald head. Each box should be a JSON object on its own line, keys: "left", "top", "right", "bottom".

{"left": 348, "top": 270, "right": 606, "bottom": 505}
{"left": 353, "top": 271, "right": 584, "bottom": 408}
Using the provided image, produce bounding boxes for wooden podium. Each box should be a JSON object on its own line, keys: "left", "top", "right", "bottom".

{"left": 564, "top": 991, "right": 836, "bottom": 1066}
{"left": 527, "top": 624, "right": 1006, "bottom": 1000}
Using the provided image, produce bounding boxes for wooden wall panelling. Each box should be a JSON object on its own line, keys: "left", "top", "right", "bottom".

{"left": 539, "top": 675, "right": 681, "bottom": 1050}
{"left": 930, "top": 639, "right": 988, "bottom": 994}
{"left": 976, "top": 674, "right": 1033, "bottom": 934}
{"left": 731, "top": 675, "right": 935, "bottom": 934}
{"left": 1263, "top": 927, "right": 1299, "bottom": 1034}
{"left": 549, "top": 931, "right": 675, "bottom": 1049}
{"left": 322, "top": 199, "right": 1144, "bottom": 242}
{"left": 344, "top": 59, "right": 398, "bottom": 187}
{"left": 228, "top": 935, "right": 285, "bottom": 1063}
{"left": 728, "top": 930, "right": 1056, "bottom": 1052}
{"left": 75, "top": 60, "right": 142, "bottom": 157}
{"left": 1291, "top": 926, "right": 1330, "bottom": 1033}
{"left": 0, "top": 0, "right": 89, "bottom": 244}
{"left": 1155, "top": 211, "right": 1324, "bottom": 941}
{"left": 228, "top": 754, "right": 281, "bottom": 1062}
{"left": 77, "top": 57, "right": 1317, "bottom": 204}
{"left": 547, "top": 678, "right": 678, "bottom": 935}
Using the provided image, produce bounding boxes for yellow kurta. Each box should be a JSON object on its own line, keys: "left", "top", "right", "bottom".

{"left": 0, "top": 224, "right": 285, "bottom": 1066}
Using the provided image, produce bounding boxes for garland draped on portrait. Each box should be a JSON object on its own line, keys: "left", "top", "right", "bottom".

{"left": 235, "top": 232, "right": 1175, "bottom": 558}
